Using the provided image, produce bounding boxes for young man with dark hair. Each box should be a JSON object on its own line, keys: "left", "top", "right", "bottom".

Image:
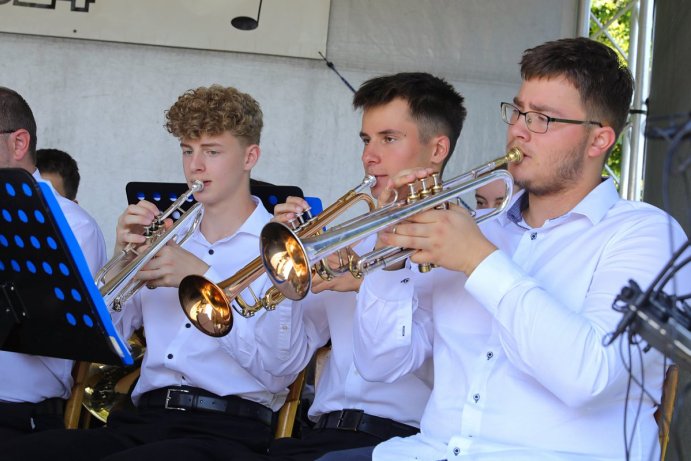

{"left": 0, "top": 87, "right": 107, "bottom": 440}
{"left": 330, "top": 37, "right": 690, "bottom": 460}
{"left": 265, "top": 72, "right": 467, "bottom": 461}
{"left": 2, "top": 85, "right": 309, "bottom": 460}
{"left": 36, "top": 148, "right": 80, "bottom": 201}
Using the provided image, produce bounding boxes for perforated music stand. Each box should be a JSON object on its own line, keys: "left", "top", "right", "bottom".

{"left": 0, "top": 169, "right": 133, "bottom": 366}
{"left": 125, "top": 179, "right": 323, "bottom": 216}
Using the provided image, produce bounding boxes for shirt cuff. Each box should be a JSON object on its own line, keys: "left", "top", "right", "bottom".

{"left": 465, "top": 250, "right": 524, "bottom": 316}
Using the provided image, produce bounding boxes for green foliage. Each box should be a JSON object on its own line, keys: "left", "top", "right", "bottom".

{"left": 590, "top": 0, "right": 633, "bottom": 183}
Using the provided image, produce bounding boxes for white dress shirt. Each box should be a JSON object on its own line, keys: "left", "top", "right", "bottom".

{"left": 0, "top": 170, "right": 107, "bottom": 403}
{"left": 259, "top": 236, "right": 434, "bottom": 427}
{"left": 111, "top": 197, "right": 308, "bottom": 412}
{"left": 354, "top": 178, "right": 690, "bottom": 461}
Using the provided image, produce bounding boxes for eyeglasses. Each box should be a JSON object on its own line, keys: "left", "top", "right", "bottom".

{"left": 500, "top": 102, "right": 602, "bottom": 134}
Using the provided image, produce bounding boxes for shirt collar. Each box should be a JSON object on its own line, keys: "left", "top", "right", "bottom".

{"left": 500, "top": 177, "right": 620, "bottom": 228}
{"left": 191, "top": 195, "right": 271, "bottom": 244}
{"left": 33, "top": 168, "right": 59, "bottom": 196}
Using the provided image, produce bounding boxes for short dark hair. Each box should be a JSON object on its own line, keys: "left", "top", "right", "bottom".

{"left": 0, "top": 86, "right": 38, "bottom": 163}
{"left": 520, "top": 37, "right": 633, "bottom": 148}
{"left": 353, "top": 72, "right": 467, "bottom": 172}
{"left": 36, "top": 148, "right": 80, "bottom": 200}
{"left": 164, "top": 85, "right": 263, "bottom": 145}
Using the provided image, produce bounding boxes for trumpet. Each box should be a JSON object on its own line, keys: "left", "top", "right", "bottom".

{"left": 260, "top": 148, "right": 523, "bottom": 301}
{"left": 178, "top": 176, "right": 377, "bottom": 337}
{"left": 97, "top": 180, "right": 204, "bottom": 311}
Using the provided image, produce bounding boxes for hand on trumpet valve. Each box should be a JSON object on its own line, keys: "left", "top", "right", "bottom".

{"left": 379, "top": 167, "right": 436, "bottom": 206}
{"left": 115, "top": 200, "right": 172, "bottom": 253}
{"left": 271, "top": 196, "right": 312, "bottom": 229}
{"left": 379, "top": 202, "right": 497, "bottom": 277}
{"left": 135, "top": 240, "right": 210, "bottom": 289}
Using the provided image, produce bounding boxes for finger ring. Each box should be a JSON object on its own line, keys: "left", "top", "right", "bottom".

{"left": 392, "top": 226, "right": 397, "bottom": 235}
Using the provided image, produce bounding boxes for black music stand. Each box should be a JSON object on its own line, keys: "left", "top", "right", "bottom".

{"left": 125, "top": 179, "right": 323, "bottom": 216}
{"left": 0, "top": 169, "right": 133, "bottom": 366}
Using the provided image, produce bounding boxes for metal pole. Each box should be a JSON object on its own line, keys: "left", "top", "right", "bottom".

{"left": 621, "top": 0, "right": 653, "bottom": 201}
{"left": 577, "top": 0, "right": 592, "bottom": 37}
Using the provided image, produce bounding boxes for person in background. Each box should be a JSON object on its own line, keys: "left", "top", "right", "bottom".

{"left": 36, "top": 148, "right": 80, "bottom": 202}
{"left": 0, "top": 87, "right": 107, "bottom": 441}
{"left": 474, "top": 164, "right": 512, "bottom": 209}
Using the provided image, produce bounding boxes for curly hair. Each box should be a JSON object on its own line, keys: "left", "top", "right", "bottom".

{"left": 164, "top": 85, "right": 263, "bottom": 145}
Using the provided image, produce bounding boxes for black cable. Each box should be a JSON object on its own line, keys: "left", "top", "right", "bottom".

{"left": 318, "top": 52, "right": 356, "bottom": 94}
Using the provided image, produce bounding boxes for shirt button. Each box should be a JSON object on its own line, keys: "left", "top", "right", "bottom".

{"left": 530, "top": 232, "right": 537, "bottom": 240}
{"left": 208, "top": 249, "right": 215, "bottom": 255}
{"left": 167, "top": 353, "right": 173, "bottom": 359}
{"left": 401, "top": 278, "right": 410, "bottom": 284}
{"left": 486, "top": 351, "right": 494, "bottom": 360}
{"left": 185, "top": 323, "right": 191, "bottom": 328}
{"left": 453, "top": 447, "right": 461, "bottom": 456}
{"left": 473, "top": 393, "right": 480, "bottom": 403}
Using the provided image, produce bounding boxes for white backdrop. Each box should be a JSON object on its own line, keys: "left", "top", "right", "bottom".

{"left": 0, "top": 0, "right": 579, "bottom": 250}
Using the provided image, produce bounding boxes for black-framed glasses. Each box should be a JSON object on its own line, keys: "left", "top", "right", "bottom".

{"left": 0, "top": 129, "right": 18, "bottom": 135}
{"left": 500, "top": 102, "right": 602, "bottom": 134}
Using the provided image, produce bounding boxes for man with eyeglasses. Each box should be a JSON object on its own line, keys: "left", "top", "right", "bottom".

{"left": 0, "top": 87, "right": 107, "bottom": 441}
{"left": 323, "top": 37, "right": 690, "bottom": 460}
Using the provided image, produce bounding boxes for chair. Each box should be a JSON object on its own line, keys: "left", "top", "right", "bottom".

{"left": 654, "top": 364, "right": 679, "bottom": 461}
{"left": 274, "top": 345, "right": 331, "bottom": 438}
{"left": 64, "top": 361, "right": 91, "bottom": 429}
{"left": 275, "top": 369, "right": 307, "bottom": 438}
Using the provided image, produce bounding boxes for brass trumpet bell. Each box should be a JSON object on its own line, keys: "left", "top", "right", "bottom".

{"left": 260, "top": 222, "right": 313, "bottom": 301}
{"left": 178, "top": 275, "right": 232, "bottom": 337}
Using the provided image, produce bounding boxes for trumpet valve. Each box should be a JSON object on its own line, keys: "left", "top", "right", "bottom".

{"left": 406, "top": 183, "right": 421, "bottom": 204}
{"left": 431, "top": 173, "right": 442, "bottom": 194}
{"left": 418, "top": 177, "right": 432, "bottom": 199}
{"left": 418, "top": 263, "right": 436, "bottom": 273}
{"left": 288, "top": 217, "right": 300, "bottom": 230}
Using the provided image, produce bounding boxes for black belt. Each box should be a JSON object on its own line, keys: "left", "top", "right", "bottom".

{"left": 315, "top": 410, "right": 419, "bottom": 440}
{"left": 32, "top": 397, "right": 66, "bottom": 416}
{"left": 0, "top": 398, "right": 65, "bottom": 417}
{"left": 138, "top": 387, "right": 274, "bottom": 427}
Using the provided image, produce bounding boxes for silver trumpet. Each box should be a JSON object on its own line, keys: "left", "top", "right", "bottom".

{"left": 260, "top": 148, "right": 523, "bottom": 301}
{"left": 97, "top": 180, "right": 204, "bottom": 311}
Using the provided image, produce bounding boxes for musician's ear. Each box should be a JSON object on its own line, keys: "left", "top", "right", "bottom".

{"left": 429, "top": 135, "right": 450, "bottom": 170}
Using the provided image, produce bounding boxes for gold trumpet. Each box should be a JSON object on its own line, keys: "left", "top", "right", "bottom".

{"left": 178, "top": 176, "right": 377, "bottom": 337}
{"left": 260, "top": 148, "right": 523, "bottom": 301}
{"left": 97, "top": 180, "right": 204, "bottom": 311}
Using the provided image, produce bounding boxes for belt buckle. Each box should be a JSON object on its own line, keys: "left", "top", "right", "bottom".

{"left": 164, "top": 388, "right": 189, "bottom": 411}
{"left": 336, "top": 409, "right": 364, "bottom": 431}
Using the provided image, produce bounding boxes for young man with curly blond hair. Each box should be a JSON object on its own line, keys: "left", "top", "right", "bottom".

{"left": 2, "top": 85, "right": 309, "bottom": 461}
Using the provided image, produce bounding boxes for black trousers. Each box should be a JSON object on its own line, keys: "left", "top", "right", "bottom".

{"left": 0, "top": 406, "right": 274, "bottom": 461}
{"left": 269, "top": 425, "right": 382, "bottom": 461}
{"left": 0, "top": 400, "right": 65, "bottom": 443}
